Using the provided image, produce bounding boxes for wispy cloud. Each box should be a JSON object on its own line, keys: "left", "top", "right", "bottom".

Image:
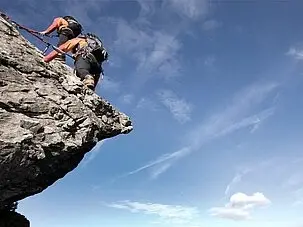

{"left": 136, "top": 97, "right": 160, "bottom": 111}
{"left": 136, "top": 0, "right": 157, "bottom": 17}
{"left": 62, "top": 0, "right": 110, "bottom": 29}
{"left": 209, "top": 192, "right": 271, "bottom": 221}
{"left": 111, "top": 0, "right": 216, "bottom": 90}
{"left": 216, "top": 107, "right": 275, "bottom": 137}
{"left": 114, "top": 19, "right": 182, "bottom": 84}
{"left": 204, "top": 55, "right": 216, "bottom": 67}
{"left": 136, "top": 0, "right": 210, "bottom": 21}
{"left": 150, "top": 163, "right": 173, "bottom": 179}
{"left": 81, "top": 141, "right": 105, "bottom": 167}
{"left": 281, "top": 159, "right": 303, "bottom": 207}
{"left": 293, "top": 187, "right": 303, "bottom": 207}
{"left": 137, "top": 31, "right": 182, "bottom": 79}
{"left": 224, "top": 169, "right": 251, "bottom": 196}
{"left": 165, "top": 0, "right": 209, "bottom": 20}
{"left": 286, "top": 46, "right": 303, "bottom": 60}
{"left": 202, "top": 20, "right": 222, "bottom": 31}
{"left": 186, "top": 82, "right": 278, "bottom": 150}
{"left": 120, "top": 94, "right": 134, "bottom": 105}
{"left": 107, "top": 200, "right": 199, "bottom": 224}
{"left": 286, "top": 173, "right": 303, "bottom": 188}
{"left": 126, "top": 147, "right": 191, "bottom": 177}
{"left": 226, "top": 156, "right": 303, "bottom": 210}
{"left": 125, "top": 81, "right": 279, "bottom": 178}
{"left": 157, "top": 89, "right": 193, "bottom": 124}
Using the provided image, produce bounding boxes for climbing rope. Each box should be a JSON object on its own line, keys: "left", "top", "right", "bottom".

{"left": 0, "top": 11, "right": 105, "bottom": 80}
{"left": 0, "top": 11, "right": 74, "bottom": 58}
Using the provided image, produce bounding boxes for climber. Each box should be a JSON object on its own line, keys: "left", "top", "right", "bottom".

{"left": 43, "top": 33, "right": 108, "bottom": 91}
{"left": 39, "top": 16, "right": 83, "bottom": 62}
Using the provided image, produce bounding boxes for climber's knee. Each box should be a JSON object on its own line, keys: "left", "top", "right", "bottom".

{"left": 75, "top": 68, "right": 89, "bottom": 80}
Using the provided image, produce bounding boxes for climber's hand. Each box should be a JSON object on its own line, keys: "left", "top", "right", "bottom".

{"left": 39, "top": 31, "right": 47, "bottom": 36}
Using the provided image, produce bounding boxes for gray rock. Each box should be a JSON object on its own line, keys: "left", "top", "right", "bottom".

{"left": 0, "top": 16, "right": 133, "bottom": 212}
{"left": 0, "top": 210, "right": 30, "bottom": 227}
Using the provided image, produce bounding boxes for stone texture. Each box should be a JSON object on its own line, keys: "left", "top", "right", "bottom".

{"left": 0, "top": 15, "right": 133, "bottom": 214}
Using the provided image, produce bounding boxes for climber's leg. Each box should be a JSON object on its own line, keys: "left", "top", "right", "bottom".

{"left": 74, "top": 57, "right": 96, "bottom": 90}
{"left": 55, "top": 29, "right": 73, "bottom": 62}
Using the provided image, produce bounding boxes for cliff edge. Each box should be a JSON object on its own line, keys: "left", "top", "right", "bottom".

{"left": 0, "top": 15, "right": 133, "bottom": 223}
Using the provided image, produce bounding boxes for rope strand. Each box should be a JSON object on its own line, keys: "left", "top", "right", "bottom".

{"left": 0, "top": 11, "right": 74, "bottom": 59}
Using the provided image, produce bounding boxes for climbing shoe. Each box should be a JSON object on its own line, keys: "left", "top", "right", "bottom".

{"left": 83, "top": 75, "right": 95, "bottom": 90}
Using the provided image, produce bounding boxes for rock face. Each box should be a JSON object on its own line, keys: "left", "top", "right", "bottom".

{"left": 0, "top": 15, "right": 133, "bottom": 214}
{"left": 0, "top": 209, "right": 30, "bottom": 227}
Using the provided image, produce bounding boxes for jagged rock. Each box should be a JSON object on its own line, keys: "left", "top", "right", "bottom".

{"left": 0, "top": 15, "right": 133, "bottom": 215}
{"left": 0, "top": 211, "right": 30, "bottom": 227}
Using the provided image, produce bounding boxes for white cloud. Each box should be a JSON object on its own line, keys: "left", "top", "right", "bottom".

{"left": 202, "top": 20, "right": 222, "bottom": 31}
{"left": 107, "top": 200, "right": 199, "bottom": 224}
{"left": 209, "top": 206, "right": 250, "bottom": 220}
{"left": 204, "top": 55, "right": 216, "bottom": 67}
{"left": 136, "top": 0, "right": 156, "bottom": 17}
{"left": 126, "top": 147, "right": 191, "bottom": 177}
{"left": 166, "top": 0, "right": 209, "bottom": 20}
{"left": 114, "top": 19, "right": 153, "bottom": 55}
{"left": 81, "top": 141, "right": 105, "bottom": 167}
{"left": 137, "top": 32, "right": 182, "bottom": 79}
{"left": 114, "top": 20, "right": 182, "bottom": 82}
{"left": 120, "top": 94, "right": 134, "bottom": 105}
{"left": 62, "top": 0, "right": 107, "bottom": 28}
{"left": 217, "top": 107, "right": 275, "bottom": 137}
{"left": 286, "top": 47, "right": 303, "bottom": 60}
{"left": 210, "top": 192, "right": 271, "bottom": 221}
{"left": 136, "top": 97, "right": 159, "bottom": 111}
{"left": 276, "top": 158, "right": 303, "bottom": 206}
{"left": 126, "top": 81, "right": 278, "bottom": 179}
{"left": 225, "top": 171, "right": 247, "bottom": 196}
{"left": 187, "top": 82, "right": 278, "bottom": 150}
{"left": 157, "top": 89, "right": 193, "bottom": 124}
{"left": 150, "top": 163, "right": 172, "bottom": 179}
{"left": 286, "top": 173, "right": 303, "bottom": 188}
{"left": 111, "top": 0, "right": 216, "bottom": 88}
{"left": 224, "top": 168, "right": 253, "bottom": 197}
{"left": 230, "top": 192, "right": 271, "bottom": 208}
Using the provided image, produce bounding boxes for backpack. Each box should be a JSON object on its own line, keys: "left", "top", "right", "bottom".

{"left": 77, "top": 33, "right": 109, "bottom": 63}
{"left": 63, "top": 16, "right": 82, "bottom": 37}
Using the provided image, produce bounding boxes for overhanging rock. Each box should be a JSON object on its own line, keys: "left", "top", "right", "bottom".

{"left": 0, "top": 16, "right": 133, "bottom": 211}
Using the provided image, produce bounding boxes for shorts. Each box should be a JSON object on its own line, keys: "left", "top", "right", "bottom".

{"left": 57, "top": 28, "right": 74, "bottom": 46}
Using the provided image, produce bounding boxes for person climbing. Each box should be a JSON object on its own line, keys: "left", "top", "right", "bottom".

{"left": 39, "top": 16, "right": 83, "bottom": 62}
{"left": 43, "top": 33, "right": 109, "bottom": 91}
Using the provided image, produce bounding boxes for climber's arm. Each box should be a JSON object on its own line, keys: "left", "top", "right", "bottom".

{"left": 40, "top": 17, "right": 64, "bottom": 35}
{"left": 43, "top": 39, "right": 79, "bottom": 62}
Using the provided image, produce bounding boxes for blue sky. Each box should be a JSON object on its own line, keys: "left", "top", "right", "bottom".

{"left": 2, "top": 0, "right": 303, "bottom": 226}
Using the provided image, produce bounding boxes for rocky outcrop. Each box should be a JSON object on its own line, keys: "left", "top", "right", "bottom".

{"left": 0, "top": 206, "right": 30, "bottom": 227}
{"left": 0, "top": 14, "right": 133, "bottom": 217}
